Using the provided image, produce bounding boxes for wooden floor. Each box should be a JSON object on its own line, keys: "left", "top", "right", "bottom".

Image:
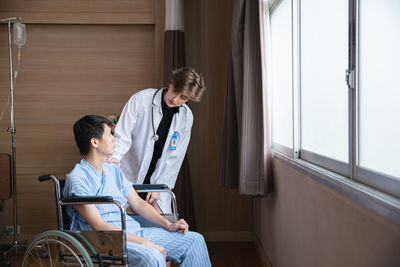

{"left": 1, "top": 241, "right": 264, "bottom": 266}
{"left": 207, "top": 242, "right": 264, "bottom": 267}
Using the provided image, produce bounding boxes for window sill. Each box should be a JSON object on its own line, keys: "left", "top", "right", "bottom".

{"left": 272, "top": 151, "right": 400, "bottom": 225}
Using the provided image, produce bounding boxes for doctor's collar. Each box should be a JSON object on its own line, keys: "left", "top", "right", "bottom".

{"left": 153, "top": 87, "right": 185, "bottom": 113}
{"left": 161, "top": 89, "right": 179, "bottom": 114}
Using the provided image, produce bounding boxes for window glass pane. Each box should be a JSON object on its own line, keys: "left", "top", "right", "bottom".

{"left": 271, "top": 0, "right": 293, "bottom": 149}
{"left": 300, "top": 0, "right": 348, "bottom": 162}
{"left": 358, "top": 0, "right": 400, "bottom": 179}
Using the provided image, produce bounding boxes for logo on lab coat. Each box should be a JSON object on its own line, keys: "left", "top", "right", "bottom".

{"left": 171, "top": 132, "right": 178, "bottom": 150}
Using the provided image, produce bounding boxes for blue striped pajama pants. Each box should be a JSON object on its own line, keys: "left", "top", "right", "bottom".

{"left": 127, "top": 227, "right": 211, "bottom": 266}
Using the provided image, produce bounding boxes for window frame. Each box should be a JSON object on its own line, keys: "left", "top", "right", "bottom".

{"left": 270, "top": 0, "right": 294, "bottom": 157}
{"left": 268, "top": 0, "right": 400, "bottom": 201}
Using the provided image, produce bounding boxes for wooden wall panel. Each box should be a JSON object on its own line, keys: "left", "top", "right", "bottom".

{"left": 0, "top": 0, "right": 163, "bottom": 240}
{"left": 0, "top": 0, "right": 155, "bottom": 24}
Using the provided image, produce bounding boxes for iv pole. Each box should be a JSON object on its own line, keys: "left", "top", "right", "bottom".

{"left": 0, "top": 16, "right": 25, "bottom": 263}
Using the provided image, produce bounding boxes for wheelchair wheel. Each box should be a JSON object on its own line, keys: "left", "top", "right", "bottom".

{"left": 22, "top": 230, "right": 93, "bottom": 267}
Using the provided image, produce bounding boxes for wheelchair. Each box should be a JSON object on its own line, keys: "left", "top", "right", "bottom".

{"left": 22, "top": 174, "right": 178, "bottom": 266}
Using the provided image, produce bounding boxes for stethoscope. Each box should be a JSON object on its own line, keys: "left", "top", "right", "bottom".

{"left": 151, "top": 88, "right": 186, "bottom": 141}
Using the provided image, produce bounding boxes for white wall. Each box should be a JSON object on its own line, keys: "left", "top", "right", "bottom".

{"left": 254, "top": 157, "right": 400, "bottom": 267}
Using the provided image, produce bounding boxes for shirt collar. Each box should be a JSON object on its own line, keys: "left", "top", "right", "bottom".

{"left": 81, "top": 158, "right": 104, "bottom": 177}
{"left": 153, "top": 87, "right": 180, "bottom": 114}
{"left": 161, "top": 89, "right": 179, "bottom": 114}
{"left": 153, "top": 88, "right": 164, "bottom": 115}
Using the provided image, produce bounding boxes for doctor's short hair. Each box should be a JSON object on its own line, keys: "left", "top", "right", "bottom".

{"left": 169, "top": 67, "right": 206, "bottom": 102}
{"left": 73, "top": 115, "right": 113, "bottom": 156}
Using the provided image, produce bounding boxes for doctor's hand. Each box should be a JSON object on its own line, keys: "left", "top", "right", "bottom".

{"left": 145, "top": 192, "right": 160, "bottom": 204}
{"left": 106, "top": 157, "right": 121, "bottom": 167}
{"left": 167, "top": 219, "right": 189, "bottom": 234}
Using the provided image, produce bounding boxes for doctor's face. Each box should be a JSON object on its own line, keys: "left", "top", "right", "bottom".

{"left": 164, "top": 84, "right": 191, "bottom": 108}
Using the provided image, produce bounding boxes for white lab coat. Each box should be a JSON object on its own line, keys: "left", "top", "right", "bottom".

{"left": 112, "top": 88, "right": 193, "bottom": 213}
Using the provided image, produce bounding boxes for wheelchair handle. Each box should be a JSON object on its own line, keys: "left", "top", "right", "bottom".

{"left": 39, "top": 174, "right": 58, "bottom": 182}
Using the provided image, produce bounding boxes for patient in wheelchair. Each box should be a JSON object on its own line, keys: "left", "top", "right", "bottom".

{"left": 63, "top": 115, "right": 211, "bottom": 267}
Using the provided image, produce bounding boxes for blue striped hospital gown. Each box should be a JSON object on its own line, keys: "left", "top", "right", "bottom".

{"left": 63, "top": 159, "right": 211, "bottom": 267}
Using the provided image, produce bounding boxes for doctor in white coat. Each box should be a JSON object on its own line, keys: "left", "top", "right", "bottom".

{"left": 109, "top": 68, "right": 205, "bottom": 213}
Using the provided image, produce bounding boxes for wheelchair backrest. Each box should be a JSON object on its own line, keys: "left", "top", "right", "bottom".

{"left": 39, "top": 174, "right": 126, "bottom": 265}
{"left": 39, "top": 175, "right": 71, "bottom": 230}
{"left": 58, "top": 179, "right": 71, "bottom": 230}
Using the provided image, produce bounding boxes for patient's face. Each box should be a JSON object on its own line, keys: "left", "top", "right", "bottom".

{"left": 164, "top": 84, "right": 191, "bottom": 108}
{"left": 97, "top": 124, "right": 115, "bottom": 156}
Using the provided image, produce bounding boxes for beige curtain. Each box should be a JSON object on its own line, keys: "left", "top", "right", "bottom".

{"left": 220, "top": 0, "right": 272, "bottom": 196}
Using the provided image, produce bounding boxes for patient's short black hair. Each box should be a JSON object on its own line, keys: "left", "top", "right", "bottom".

{"left": 73, "top": 115, "right": 112, "bottom": 155}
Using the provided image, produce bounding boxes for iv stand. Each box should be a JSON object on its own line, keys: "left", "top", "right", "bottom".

{"left": 0, "top": 16, "right": 25, "bottom": 264}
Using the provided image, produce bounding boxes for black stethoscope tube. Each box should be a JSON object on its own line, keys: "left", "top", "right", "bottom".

{"left": 151, "top": 88, "right": 164, "bottom": 141}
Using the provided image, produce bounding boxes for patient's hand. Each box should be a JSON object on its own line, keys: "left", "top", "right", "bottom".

{"left": 106, "top": 157, "right": 121, "bottom": 166}
{"left": 167, "top": 219, "right": 189, "bottom": 234}
{"left": 143, "top": 239, "right": 166, "bottom": 259}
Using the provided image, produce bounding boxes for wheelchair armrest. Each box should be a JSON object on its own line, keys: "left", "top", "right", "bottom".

{"left": 62, "top": 196, "right": 114, "bottom": 203}
{"left": 133, "top": 184, "right": 169, "bottom": 191}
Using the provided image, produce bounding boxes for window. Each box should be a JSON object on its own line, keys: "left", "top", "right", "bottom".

{"left": 299, "top": 0, "right": 349, "bottom": 172}
{"left": 268, "top": 0, "right": 400, "bottom": 198}
{"left": 357, "top": 0, "right": 400, "bottom": 196}
{"left": 270, "top": 0, "right": 293, "bottom": 155}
